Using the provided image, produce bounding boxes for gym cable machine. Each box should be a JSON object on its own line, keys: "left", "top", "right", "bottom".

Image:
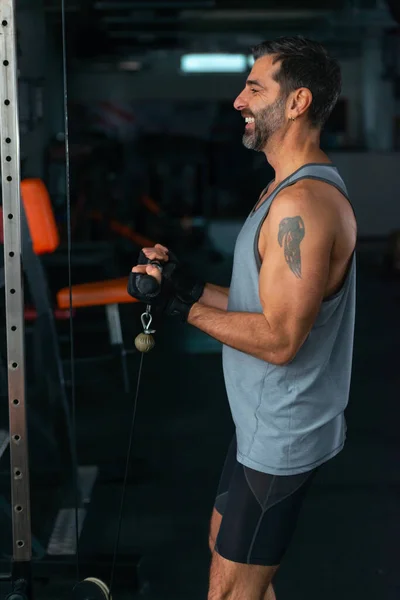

{"left": 0, "top": 0, "right": 161, "bottom": 598}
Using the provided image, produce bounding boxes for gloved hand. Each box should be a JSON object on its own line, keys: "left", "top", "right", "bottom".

{"left": 127, "top": 244, "right": 205, "bottom": 322}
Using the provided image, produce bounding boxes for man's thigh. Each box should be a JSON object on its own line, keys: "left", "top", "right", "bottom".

{"left": 215, "top": 458, "right": 318, "bottom": 566}
{"left": 214, "top": 434, "right": 238, "bottom": 511}
{"left": 209, "top": 434, "right": 237, "bottom": 550}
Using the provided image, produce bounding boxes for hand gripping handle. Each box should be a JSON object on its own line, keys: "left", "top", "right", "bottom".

{"left": 136, "top": 259, "right": 162, "bottom": 296}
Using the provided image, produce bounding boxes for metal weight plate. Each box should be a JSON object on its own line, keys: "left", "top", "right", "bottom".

{"left": 72, "top": 577, "right": 111, "bottom": 600}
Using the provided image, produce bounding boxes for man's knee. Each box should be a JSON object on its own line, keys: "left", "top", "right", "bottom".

{"left": 208, "top": 552, "right": 278, "bottom": 600}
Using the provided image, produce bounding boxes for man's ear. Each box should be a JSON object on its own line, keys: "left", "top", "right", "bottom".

{"left": 289, "top": 88, "right": 313, "bottom": 119}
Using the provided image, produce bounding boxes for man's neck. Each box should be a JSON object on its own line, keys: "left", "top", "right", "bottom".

{"left": 264, "top": 126, "right": 331, "bottom": 185}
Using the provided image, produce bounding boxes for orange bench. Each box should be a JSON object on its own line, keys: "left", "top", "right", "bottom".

{"left": 20, "top": 178, "right": 150, "bottom": 392}
{"left": 57, "top": 276, "right": 134, "bottom": 309}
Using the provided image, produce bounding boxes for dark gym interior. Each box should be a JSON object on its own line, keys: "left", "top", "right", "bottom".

{"left": 1, "top": 0, "right": 400, "bottom": 598}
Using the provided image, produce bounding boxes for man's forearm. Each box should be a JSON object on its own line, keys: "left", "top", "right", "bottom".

{"left": 198, "top": 283, "right": 230, "bottom": 311}
{"left": 187, "top": 303, "right": 289, "bottom": 365}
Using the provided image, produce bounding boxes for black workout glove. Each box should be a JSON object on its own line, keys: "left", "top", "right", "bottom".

{"left": 162, "top": 249, "right": 205, "bottom": 304}
{"left": 127, "top": 249, "right": 205, "bottom": 322}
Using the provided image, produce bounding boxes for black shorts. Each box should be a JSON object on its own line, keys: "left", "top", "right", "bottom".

{"left": 214, "top": 435, "right": 318, "bottom": 566}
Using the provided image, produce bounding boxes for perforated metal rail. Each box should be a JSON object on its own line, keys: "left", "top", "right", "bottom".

{"left": 0, "top": 0, "right": 32, "bottom": 568}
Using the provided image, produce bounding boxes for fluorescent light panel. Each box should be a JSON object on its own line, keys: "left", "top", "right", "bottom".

{"left": 181, "top": 53, "right": 248, "bottom": 73}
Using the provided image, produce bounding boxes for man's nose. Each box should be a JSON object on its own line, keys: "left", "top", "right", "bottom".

{"left": 233, "top": 90, "right": 247, "bottom": 112}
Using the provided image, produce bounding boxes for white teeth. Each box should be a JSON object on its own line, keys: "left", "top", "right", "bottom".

{"left": 245, "top": 117, "right": 255, "bottom": 124}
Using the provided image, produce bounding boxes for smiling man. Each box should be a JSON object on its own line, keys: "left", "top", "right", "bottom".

{"left": 129, "top": 36, "right": 357, "bottom": 600}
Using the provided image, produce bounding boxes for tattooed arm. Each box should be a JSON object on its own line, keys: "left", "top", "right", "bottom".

{"left": 187, "top": 186, "right": 334, "bottom": 365}
{"left": 257, "top": 187, "right": 335, "bottom": 358}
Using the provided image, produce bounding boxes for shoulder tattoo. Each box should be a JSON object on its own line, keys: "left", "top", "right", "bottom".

{"left": 278, "top": 216, "right": 305, "bottom": 279}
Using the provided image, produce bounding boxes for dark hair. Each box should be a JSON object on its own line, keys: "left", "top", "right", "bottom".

{"left": 252, "top": 36, "right": 341, "bottom": 128}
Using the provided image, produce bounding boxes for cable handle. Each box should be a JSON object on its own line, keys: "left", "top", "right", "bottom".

{"left": 136, "top": 259, "right": 163, "bottom": 296}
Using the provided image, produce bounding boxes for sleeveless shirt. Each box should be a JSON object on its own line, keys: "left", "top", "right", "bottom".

{"left": 222, "top": 163, "right": 356, "bottom": 475}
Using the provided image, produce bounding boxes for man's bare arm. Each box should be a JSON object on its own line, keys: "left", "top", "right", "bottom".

{"left": 257, "top": 187, "right": 334, "bottom": 360}
{"left": 198, "top": 284, "right": 230, "bottom": 311}
{"left": 188, "top": 304, "right": 283, "bottom": 363}
{"left": 188, "top": 188, "right": 335, "bottom": 364}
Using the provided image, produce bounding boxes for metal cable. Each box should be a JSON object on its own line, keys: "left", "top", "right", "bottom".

{"left": 61, "top": 0, "right": 80, "bottom": 583}
{"left": 60, "top": 4, "right": 147, "bottom": 594}
{"left": 109, "top": 353, "right": 145, "bottom": 596}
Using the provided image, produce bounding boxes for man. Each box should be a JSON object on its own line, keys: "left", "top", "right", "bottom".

{"left": 128, "top": 36, "right": 357, "bottom": 600}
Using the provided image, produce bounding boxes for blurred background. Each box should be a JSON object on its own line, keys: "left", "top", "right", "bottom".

{"left": 0, "top": 0, "right": 400, "bottom": 598}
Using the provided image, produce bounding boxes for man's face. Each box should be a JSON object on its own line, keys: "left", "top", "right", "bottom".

{"left": 234, "top": 55, "right": 287, "bottom": 152}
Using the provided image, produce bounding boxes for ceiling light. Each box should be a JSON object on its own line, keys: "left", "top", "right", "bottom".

{"left": 181, "top": 54, "right": 248, "bottom": 73}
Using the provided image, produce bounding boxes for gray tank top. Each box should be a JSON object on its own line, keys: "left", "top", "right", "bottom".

{"left": 222, "top": 163, "right": 356, "bottom": 475}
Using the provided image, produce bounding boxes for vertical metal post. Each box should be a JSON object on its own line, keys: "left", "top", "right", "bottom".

{"left": 0, "top": 0, "right": 32, "bottom": 590}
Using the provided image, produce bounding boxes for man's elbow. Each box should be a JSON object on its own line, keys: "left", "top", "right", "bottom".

{"left": 276, "top": 349, "right": 298, "bottom": 366}
{"left": 262, "top": 336, "right": 303, "bottom": 366}
{"left": 265, "top": 348, "right": 296, "bottom": 366}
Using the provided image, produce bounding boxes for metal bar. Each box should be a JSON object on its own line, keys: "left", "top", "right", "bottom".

{"left": 0, "top": 0, "right": 32, "bottom": 565}
{"left": 95, "top": 1, "right": 215, "bottom": 9}
{"left": 181, "top": 8, "right": 332, "bottom": 20}
{"left": 107, "top": 23, "right": 329, "bottom": 38}
{"left": 101, "top": 9, "right": 330, "bottom": 23}
{"left": 109, "top": 30, "right": 235, "bottom": 38}
{"left": 103, "top": 15, "right": 179, "bottom": 24}
{"left": 105, "top": 304, "right": 123, "bottom": 346}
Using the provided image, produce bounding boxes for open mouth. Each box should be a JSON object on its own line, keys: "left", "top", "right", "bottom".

{"left": 245, "top": 117, "right": 255, "bottom": 130}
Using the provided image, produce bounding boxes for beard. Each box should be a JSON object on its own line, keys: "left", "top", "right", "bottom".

{"left": 242, "top": 95, "right": 286, "bottom": 151}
